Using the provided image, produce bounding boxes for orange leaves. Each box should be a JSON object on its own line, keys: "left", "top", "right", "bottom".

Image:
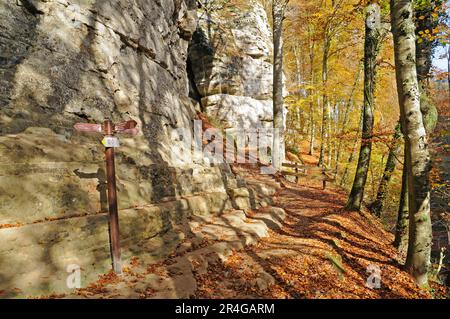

{"left": 0, "top": 222, "right": 23, "bottom": 229}
{"left": 72, "top": 270, "right": 121, "bottom": 298}
{"left": 191, "top": 172, "right": 444, "bottom": 299}
{"left": 130, "top": 256, "right": 140, "bottom": 268}
{"left": 40, "top": 164, "right": 447, "bottom": 299}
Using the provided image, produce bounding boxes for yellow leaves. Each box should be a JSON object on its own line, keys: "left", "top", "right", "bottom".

{"left": 417, "top": 27, "right": 439, "bottom": 44}
{"left": 122, "top": 266, "right": 131, "bottom": 273}
{"left": 303, "top": 84, "right": 316, "bottom": 90}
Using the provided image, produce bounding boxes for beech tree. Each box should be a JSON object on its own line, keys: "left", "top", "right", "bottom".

{"left": 394, "top": 0, "right": 441, "bottom": 263}
{"left": 317, "top": 23, "right": 332, "bottom": 167}
{"left": 391, "top": 0, "right": 433, "bottom": 287}
{"left": 317, "top": 0, "right": 345, "bottom": 167}
{"left": 415, "top": 0, "right": 440, "bottom": 133}
{"left": 345, "top": 2, "right": 382, "bottom": 211}
{"left": 307, "top": 24, "right": 316, "bottom": 155}
{"left": 272, "top": 0, "right": 289, "bottom": 170}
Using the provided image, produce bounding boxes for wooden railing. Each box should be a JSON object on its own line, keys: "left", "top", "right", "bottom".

{"left": 281, "top": 162, "right": 336, "bottom": 190}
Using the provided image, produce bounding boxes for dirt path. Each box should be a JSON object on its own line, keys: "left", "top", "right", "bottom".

{"left": 193, "top": 167, "right": 445, "bottom": 299}
{"left": 44, "top": 165, "right": 446, "bottom": 299}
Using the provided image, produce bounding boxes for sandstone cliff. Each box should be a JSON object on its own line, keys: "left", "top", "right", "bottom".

{"left": 0, "top": 0, "right": 249, "bottom": 297}
{"left": 188, "top": 1, "right": 275, "bottom": 130}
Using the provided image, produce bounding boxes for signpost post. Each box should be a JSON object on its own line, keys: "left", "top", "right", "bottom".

{"left": 74, "top": 119, "right": 138, "bottom": 274}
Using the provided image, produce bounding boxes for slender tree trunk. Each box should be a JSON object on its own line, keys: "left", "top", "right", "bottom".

{"left": 327, "top": 100, "right": 333, "bottom": 167}
{"left": 394, "top": 149, "right": 409, "bottom": 258}
{"left": 345, "top": 3, "right": 380, "bottom": 210}
{"left": 391, "top": 0, "right": 433, "bottom": 287}
{"left": 415, "top": 0, "right": 438, "bottom": 134}
{"left": 335, "top": 67, "right": 362, "bottom": 177}
{"left": 293, "top": 45, "right": 304, "bottom": 133}
{"left": 318, "top": 36, "right": 330, "bottom": 167}
{"left": 309, "top": 105, "right": 315, "bottom": 155}
{"left": 369, "top": 122, "right": 402, "bottom": 217}
{"left": 447, "top": 45, "right": 450, "bottom": 100}
{"left": 293, "top": 45, "right": 302, "bottom": 90}
{"left": 308, "top": 35, "right": 316, "bottom": 155}
{"left": 272, "top": 0, "right": 288, "bottom": 170}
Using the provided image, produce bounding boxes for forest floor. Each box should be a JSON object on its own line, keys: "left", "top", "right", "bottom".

{"left": 429, "top": 110, "right": 450, "bottom": 287}
{"left": 37, "top": 112, "right": 450, "bottom": 300}
{"left": 192, "top": 167, "right": 447, "bottom": 299}
{"left": 43, "top": 163, "right": 447, "bottom": 299}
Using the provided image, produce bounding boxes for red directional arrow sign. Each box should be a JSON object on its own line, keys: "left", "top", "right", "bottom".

{"left": 74, "top": 120, "right": 138, "bottom": 135}
{"left": 74, "top": 119, "right": 139, "bottom": 274}
{"left": 114, "top": 120, "right": 137, "bottom": 133}
{"left": 73, "top": 123, "right": 102, "bottom": 133}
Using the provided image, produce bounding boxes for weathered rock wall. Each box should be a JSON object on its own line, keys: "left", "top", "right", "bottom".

{"left": 0, "top": 0, "right": 206, "bottom": 222}
{"left": 0, "top": 0, "right": 248, "bottom": 297}
{"left": 188, "top": 1, "right": 275, "bottom": 130}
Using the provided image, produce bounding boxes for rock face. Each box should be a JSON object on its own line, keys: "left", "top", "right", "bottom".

{"left": 0, "top": 0, "right": 284, "bottom": 297}
{"left": 0, "top": 0, "right": 249, "bottom": 297}
{"left": 0, "top": 0, "right": 209, "bottom": 221}
{"left": 188, "top": 2, "right": 275, "bottom": 130}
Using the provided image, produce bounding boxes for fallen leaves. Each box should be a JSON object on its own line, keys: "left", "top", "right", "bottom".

{"left": 192, "top": 167, "right": 446, "bottom": 299}
{"left": 41, "top": 164, "right": 448, "bottom": 300}
{"left": 0, "top": 222, "right": 23, "bottom": 229}
{"left": 71, "top": 270, "right": 123, "bottom": 298}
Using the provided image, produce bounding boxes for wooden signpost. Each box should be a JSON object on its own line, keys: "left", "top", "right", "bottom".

{"left": 74, "top": 119, "right": 138, "bottom": 274}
